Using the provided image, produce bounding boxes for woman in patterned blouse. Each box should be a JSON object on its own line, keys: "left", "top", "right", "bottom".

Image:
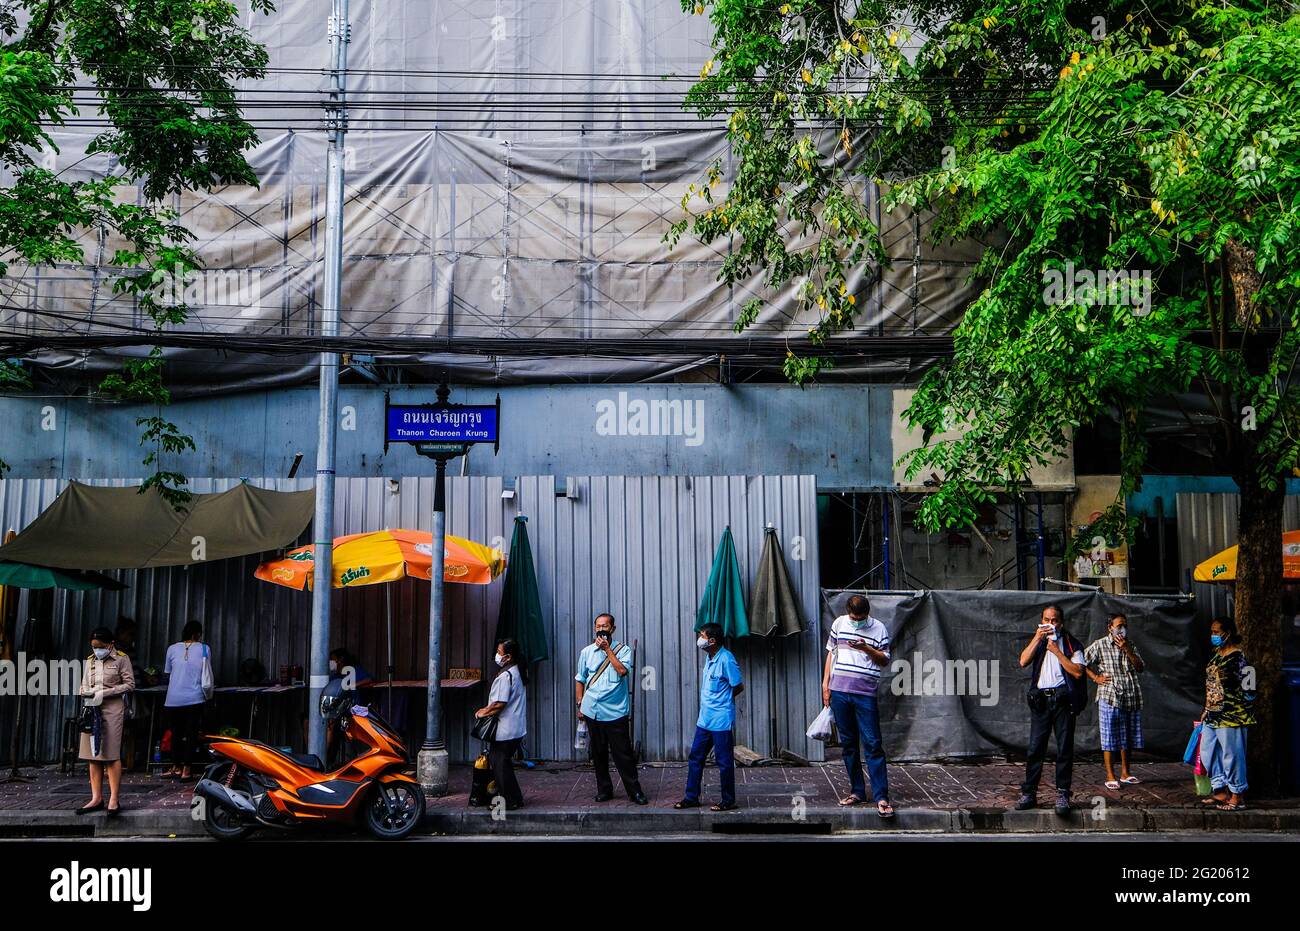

{"left": 1199, "top": 617, "right": 1255, "bottom": 811}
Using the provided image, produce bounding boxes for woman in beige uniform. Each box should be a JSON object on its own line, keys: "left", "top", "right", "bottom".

{"left": 77, "top": 627, "right": 136, "bottom": 815}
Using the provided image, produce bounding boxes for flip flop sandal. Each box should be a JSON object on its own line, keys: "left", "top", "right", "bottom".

{"left": 1215, "top": 802, "right": 1246, "bottom": 811}
{"left": 673, "top": 799, "right": 700, "bottom": 810}
{"left": 1120, "top": 776, "right": 1141, "bottom": 785}
{"left": 877, "top": 801, "right": 895, "bottom": 819}
{"left": 1201, "top": 795, "right": 1230, "bottom": 806}
{"left": 1105, "top": 781, "right": 1121, "bottom": 790}
{"left": 838, "top": 794, "right": 863, "bottom": 807}
{"left": 710, "top": 803, "right": 737, "bottom": 812}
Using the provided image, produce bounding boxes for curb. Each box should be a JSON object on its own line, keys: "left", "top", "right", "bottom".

{"left": 2, "top": 806, "right": 1297, "bottom": 838}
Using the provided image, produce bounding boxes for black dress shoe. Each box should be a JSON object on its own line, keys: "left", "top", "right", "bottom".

{"left": 76, "top": 801, "right": 105, "bottom": 815}
{"left": 594, "top": 791, "right": 613, "bottom": 802}
{"left": 629, "top": 792, "right": 649, "bottom": 806}
{"left": 106, "top": 804, "right": 122, "bottom": 817}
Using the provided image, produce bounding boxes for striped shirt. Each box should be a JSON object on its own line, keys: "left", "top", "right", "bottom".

{"left": 1084, "top": 635, "right": 1144, "bottom": 711}
{"left": 825, "top": 615, "right": 891, "bottom": 696}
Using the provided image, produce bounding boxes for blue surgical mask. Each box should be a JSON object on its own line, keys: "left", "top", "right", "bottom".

{"left": 1211, "top": 634, "right": 1225, "bottom": 647}
{"left": 849, "top": 616, "right": 868, "bottom": 629}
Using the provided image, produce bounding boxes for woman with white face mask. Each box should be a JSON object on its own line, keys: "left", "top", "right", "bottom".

{"left": 472, "top": 638, "right": 529, "bottom": 809}
{"left": 77, "top": 627, "right": 136, "bottom": 815}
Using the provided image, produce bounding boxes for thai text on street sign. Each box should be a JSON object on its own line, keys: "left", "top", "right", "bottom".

{"left": 383, "top": 392, "right": 501, "bottom": 460}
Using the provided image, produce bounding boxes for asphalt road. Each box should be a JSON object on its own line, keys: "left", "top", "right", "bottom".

{"left": 8, "top": 831, "right": 1298, "bottom": 843}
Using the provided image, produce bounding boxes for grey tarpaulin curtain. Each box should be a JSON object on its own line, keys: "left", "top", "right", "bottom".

{"left": 821, "top": 589, "right": 1202, "bottom": 760}
{"left": 0, "top": 481, "right": 315, "bottom": 569}
{"left": 749, "top": 527, "right": 804, "bottom": 637}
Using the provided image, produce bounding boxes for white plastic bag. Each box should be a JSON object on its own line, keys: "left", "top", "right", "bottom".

{"left": 806, "top": 706, "right": 834, "bottom": 741}
{"left": 574, "top": 718, "right": 590, "bottom": 751}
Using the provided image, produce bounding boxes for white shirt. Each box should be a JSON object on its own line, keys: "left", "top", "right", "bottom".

{"left": 1037, "top": 641, "right": 1085, "bottom": 689}
{"left": 488, "top": 665, "right": 527, "bottom": 741}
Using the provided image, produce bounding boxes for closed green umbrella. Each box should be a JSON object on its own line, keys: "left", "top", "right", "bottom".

{"left": 749, "top": 527, "right": 804, "bottom": 637}
{"left": 695, "top": 526, "right": 750, "bottom": 638}
{"left": 0, "top": 561, "right": 125, "bottom": 591}
{"left": 494, "top": 516, "right": 549, "bottom": 665}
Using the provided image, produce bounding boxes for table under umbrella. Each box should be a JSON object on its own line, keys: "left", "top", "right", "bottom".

{"left": 254, "top": 529, "right": 506, "bottom": 717}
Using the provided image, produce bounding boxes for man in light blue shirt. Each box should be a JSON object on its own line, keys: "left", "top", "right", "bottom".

{"left": 574, "top": 613, "right": 648, "bottom": 804}
{"left": 675, "top": 623, "right": 744, "bottom": 812}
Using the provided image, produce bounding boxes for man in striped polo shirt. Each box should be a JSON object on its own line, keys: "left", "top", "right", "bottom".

{"left": 822, "top": 594, "right": 894, "bottom": 817}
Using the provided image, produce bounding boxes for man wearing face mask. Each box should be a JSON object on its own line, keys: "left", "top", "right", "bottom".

{"left": 1015, "top": 604, "right": 1087, "bottom": 815}
{"left": 1084, "top": 613, "right": 1146, "bottom": 790}
{"left": 574, "top": 613, "right": 648, "bottom": 804}
{"left": 674, "top": 623, "right": 744, "bottom": 812}
{"left": 822, "top": 594, "right": 894, "bottom": 817}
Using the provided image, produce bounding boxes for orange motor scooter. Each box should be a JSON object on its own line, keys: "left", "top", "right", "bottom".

{"left": 193, "top": 691, "right": 424, "bottom": 841}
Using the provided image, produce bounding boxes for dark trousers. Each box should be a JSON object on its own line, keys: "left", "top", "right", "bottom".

{"left": 587, "top": 715, "right": 643, "bottom": 797}
{"left": 684, "top": 726, "right": 735, "bottom": 806}
{"left": 1021, "top": 691, "right": 1077, "bottom": 795}
{"left": 830, "top": 691, "right": 889, "bottom": 803}
{"left": 488, "top": 737, "right": 524, "bottom": 807}
{"left": 167, "top": 703, "right": 204, "bottom": 767}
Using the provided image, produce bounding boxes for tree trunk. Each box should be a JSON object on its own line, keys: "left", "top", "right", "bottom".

{"left": 1232, "top": 440, "right": 1284, "bottom": 797}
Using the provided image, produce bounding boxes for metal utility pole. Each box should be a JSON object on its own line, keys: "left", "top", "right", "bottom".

{"left": 418, "top": 381, "right": 452, "bottom": 796}
{"left": 307, "top": 0, "right": 350, "bottom": 761}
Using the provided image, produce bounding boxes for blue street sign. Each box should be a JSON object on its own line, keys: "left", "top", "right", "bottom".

{"left": 386, "top": 403, "right": 499, "bottom": 445}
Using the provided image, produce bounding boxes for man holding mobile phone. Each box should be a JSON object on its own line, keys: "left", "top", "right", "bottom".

{"left": 822, "top": 594, "right": 894, "bottom": 818}
{"left": 1015, "top": 604, "right": 1086, "bottom": 816}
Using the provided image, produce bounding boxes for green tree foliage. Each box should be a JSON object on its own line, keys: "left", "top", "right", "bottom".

{"left": 677, "top": 0, "right": 1300, "bottom": 787}
{"left": 0, "top": 0, "right": 274, "bottom": 504}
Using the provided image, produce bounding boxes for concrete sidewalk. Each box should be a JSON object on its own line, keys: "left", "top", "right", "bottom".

{"left": 2, "top": 760, "right": 1296, "bottom": 837}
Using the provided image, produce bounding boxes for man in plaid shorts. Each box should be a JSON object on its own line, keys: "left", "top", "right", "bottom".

{"left": 1084, "top": 613, "right": 1146, "bottom": 789}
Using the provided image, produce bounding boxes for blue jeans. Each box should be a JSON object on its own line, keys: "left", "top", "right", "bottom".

{"left": 1200, "top": 724, "right": 1248, "bottom": 794}
{"left": 684, "top": 726, "right": 735, "bottom": 806}
{"left": 831, "top": 691, "right": 889, "bottom": 803}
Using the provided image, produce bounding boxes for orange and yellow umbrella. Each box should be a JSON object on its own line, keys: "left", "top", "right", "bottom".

{"left": 1193, "top": 529, "right": 1300, "bottom": 582}
{"left": 255, "top": 528, "right": 506, "bottom": 590}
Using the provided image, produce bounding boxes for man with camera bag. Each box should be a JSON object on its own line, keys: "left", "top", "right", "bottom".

{"left": 1015, "top": 604, "right": 1087, "bottom": 815}
{"left": 574, "top": 613, "right": 649, "bottom": 805}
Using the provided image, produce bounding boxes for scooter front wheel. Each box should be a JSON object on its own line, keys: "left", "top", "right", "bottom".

{"left": 363, "top": 780, "right": 425, "bottom": 840}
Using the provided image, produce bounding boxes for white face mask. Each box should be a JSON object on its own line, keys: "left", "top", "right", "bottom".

{"left": 93, "top": 647, "right": 111, "bottom": 660}
{"left": 1114, "top": 626, "right": 1127, "bottom": 640}
{"left": 696, "top": 636, "right": 710, "bottom": 650}
{"left": 329, "top": 660, "right": 338, "bottom": 673}
{"left": 495, "top": 654, "right": 507, "bottom": 668}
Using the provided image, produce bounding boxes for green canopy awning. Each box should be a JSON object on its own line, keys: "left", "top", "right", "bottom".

{"left": 0, "top": 481, "right": 314, "bottom": 570}
{"left": 695, "top": 526, "right": 749, "bottom": 638}
{"left": 749, "top": 527, "right": 804, "bottom": 637}
{"left": 494, "top": 516, "right": 549, "bottom": 665}
{"left": 0, "top": 561, "right": 126, "bottom": 591}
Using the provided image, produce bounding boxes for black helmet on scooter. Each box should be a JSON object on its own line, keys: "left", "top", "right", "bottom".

{"left": 320, "top": 678, "right": 351, "bottom": 719}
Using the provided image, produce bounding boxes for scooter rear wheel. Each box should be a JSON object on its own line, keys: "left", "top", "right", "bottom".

{"left": 202, "top": 772, "right": 256, "bottom": 842}
{"left": 363, "top": 780, "right": 425, "bottom": 840}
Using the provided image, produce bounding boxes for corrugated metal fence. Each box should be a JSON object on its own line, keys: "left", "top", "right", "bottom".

{"left": 1176, "top": 492, "right": 1300, "bottom": 623}
{"left": 0, "top": 475, "right": 823, "bottom": 765}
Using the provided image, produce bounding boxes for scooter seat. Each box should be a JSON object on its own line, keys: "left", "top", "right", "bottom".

{"left": 285, "top": 751, "right": 325, "bottom": 770}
